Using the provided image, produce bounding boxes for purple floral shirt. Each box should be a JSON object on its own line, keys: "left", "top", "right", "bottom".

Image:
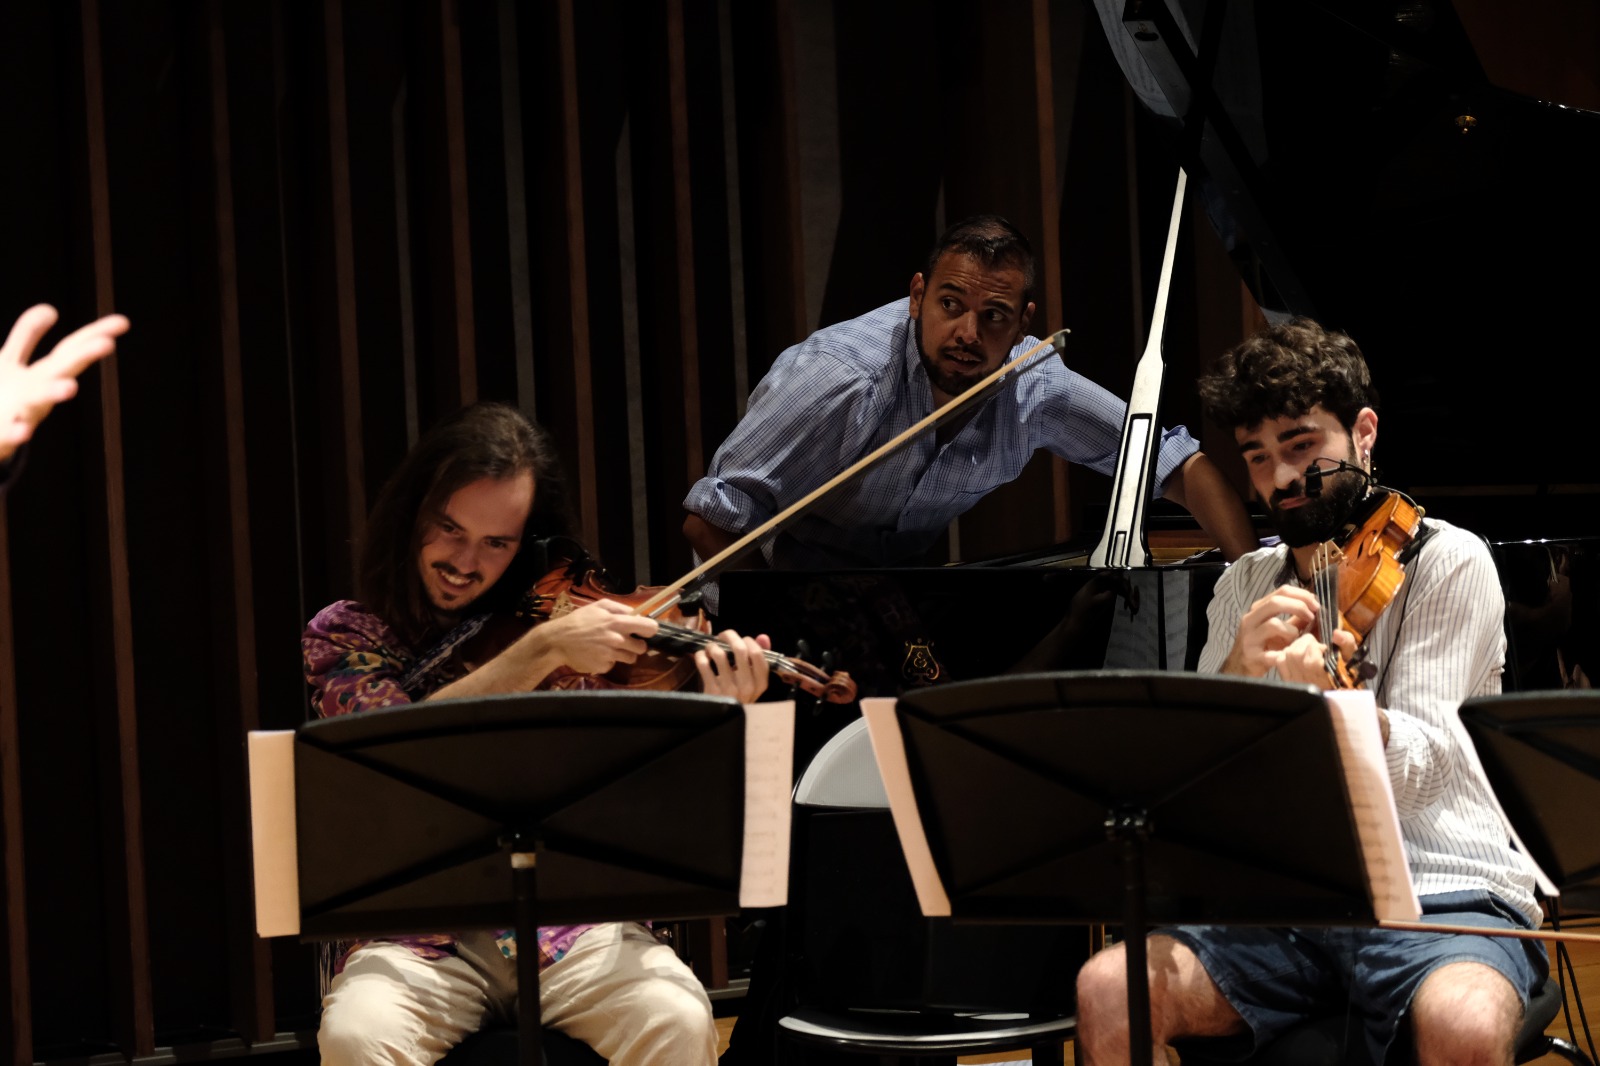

{"left": 302, "top": 598, "right": 595, "bottom": 971}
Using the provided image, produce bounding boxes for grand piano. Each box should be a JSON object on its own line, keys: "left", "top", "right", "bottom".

{"left": 722, "top": 0, "right": 1600, "bottom": 727}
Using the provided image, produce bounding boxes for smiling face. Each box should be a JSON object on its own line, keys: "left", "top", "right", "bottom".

{"left": 908, "top": 251, "right": 1036, "bottom": 405}
{"left": 414, "top": 472, "right": 534, "bottom": 613}
{"left": 1236, "top": 403, "right": 1378, "bottom": 549}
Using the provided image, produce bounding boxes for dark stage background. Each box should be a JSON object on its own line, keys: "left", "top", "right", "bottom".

{"left": 0, "top": 0, "right": 1594, "bottom": 1063}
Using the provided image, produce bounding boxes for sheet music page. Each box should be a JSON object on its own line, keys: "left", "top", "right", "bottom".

{"left": 1446, "top": 705, "right": 1560, "bottom": 898}
{"left": 1325, "top": 690, "right": 1421, "bottom": 922}
{"left": 739, "top": 700, "right": 795, "bottom": 908}
{"left": 861, "top": 697, "right": 951, "bottom": 917}
{"left": 248, "top": 730, "right": 301, "bottom": 937}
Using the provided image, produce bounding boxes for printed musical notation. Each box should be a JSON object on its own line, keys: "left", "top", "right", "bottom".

{"left": 739, "top": 700, "right": 796, "bottom": 907}
{"left": 1325, "top": 689, "right": 1420, "bottom": 922}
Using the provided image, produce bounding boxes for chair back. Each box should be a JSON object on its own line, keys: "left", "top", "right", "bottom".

{"left": 787, "top": 719, "right": 1085, "bottom": 1015}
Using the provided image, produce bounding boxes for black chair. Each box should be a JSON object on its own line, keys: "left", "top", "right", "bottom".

{"left": 774, "top": 718, "right": 1080, "bottom": 1065}
{"left": 436, "top": 1025, "right": 607, "bottom": 1066}
{"left": 1180, "top": 973, "right": 1590, "bottom": 1066}
{"left": 780, "top": 1007, "right": 1076, "bottom": 1065}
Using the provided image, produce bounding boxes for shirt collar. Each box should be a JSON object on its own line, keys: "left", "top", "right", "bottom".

{"left": 901, "top": 311, "right": 925, "bottom": 386}
{"left": 902, "top": 312, "right": 945, "bottom": 424}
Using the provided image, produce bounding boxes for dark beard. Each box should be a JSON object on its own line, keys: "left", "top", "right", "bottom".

{"left": 913, "top": 316, "right": 982, "bottom": 398}
{"left": 1270, "top": 468, "right": 1368, "bottom": 548}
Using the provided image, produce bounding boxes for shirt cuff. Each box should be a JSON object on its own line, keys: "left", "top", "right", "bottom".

{"left": 1152, "top": 425, "right": 1201, "bottom": 493}
{"left": 683, "top": 476, "right": 769, "bottom": 534}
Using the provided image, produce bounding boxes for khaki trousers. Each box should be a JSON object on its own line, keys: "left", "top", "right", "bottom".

{"left": 318, "top": 922, "right": 717, "bottom": 1066}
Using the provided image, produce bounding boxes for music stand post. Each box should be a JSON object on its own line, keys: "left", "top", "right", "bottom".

{"left": 510, "top": 842, "right": 542, "bottom": 1063}
{"left": 286, "top": 690, "right": 753, "bottom": 1066}
{"left": 870, "top": 671, "right": 1383, "bottom": 1065}
{"left": 1106, "top": 808, "right": 1154, "bottom": 1064}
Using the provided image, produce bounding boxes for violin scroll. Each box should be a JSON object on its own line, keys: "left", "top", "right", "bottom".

{"left": 770, "top": 653, "right": 857, "bottom": 704}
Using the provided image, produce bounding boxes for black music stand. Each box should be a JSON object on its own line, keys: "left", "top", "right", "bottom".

{"left": 292, "top": 690, "right": 749, "bottom": 1066}
{"left": 1460, "top": 691, "right": 1600, "bottom": 913}
{"left": 876, "top": 671, "right": 1384, "bottom": 1065}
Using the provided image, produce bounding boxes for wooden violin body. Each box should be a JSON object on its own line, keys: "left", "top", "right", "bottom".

{"left": 1312, "top": 490, "right": 1427, "bottom": 688}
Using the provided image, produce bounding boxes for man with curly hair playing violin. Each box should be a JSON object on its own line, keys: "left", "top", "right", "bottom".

{"left": 303, "top": 401, "right": 769, "bottom": 1066}
{"left": 1073, "top": 319, "right": 1546, "bottom": 1066}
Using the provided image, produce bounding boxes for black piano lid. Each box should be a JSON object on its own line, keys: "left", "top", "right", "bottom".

{"left": 1099, "top": 0, "right": 1600, "bottom": 540}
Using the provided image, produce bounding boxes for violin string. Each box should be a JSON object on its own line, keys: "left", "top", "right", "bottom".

{"left": 653, "top": 619, "right": 817, "bottom": 678}
{"left": 1315, "top": 543, "right": 1340, "bottom": 677}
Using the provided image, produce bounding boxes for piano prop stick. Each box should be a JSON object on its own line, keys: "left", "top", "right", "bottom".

{"left": 1090, "top": 169, "right": 1186, "bottom": 569}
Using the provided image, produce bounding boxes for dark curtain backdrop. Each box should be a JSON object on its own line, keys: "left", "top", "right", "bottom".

{"left": 0, "top": 0, "right": 1256, "bottom": 1060}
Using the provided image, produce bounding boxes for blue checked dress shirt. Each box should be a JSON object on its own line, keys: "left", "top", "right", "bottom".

{"left": 684, "top": 300, "right": 1201, "bottom": 610}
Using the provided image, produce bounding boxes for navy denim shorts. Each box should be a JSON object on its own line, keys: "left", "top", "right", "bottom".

{"left": 1164, "top": 890, "right": 1549, "bottom": 1064}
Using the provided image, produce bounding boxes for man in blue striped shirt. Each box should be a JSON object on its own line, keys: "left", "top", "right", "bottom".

{"left": 682, "top": 216, "right": 1256, "bottom": 611}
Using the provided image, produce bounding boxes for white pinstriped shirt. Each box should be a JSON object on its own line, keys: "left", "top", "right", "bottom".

{"left": 684, "top": 301, "right": 1200, "bottom": 608}
{"left": 1198, "top": 519, "right": 1540, "bottom": 924}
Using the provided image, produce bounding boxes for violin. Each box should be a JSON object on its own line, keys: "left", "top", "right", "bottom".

{"left": 462, "top": 545, "right": 857, "bottom": 703}
{"left": 1308, "top": 489, "right": 1427, "bottom": 688}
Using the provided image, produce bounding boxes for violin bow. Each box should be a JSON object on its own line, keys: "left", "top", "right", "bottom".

{"left": 635, "top": 327, "right": 1072, "bottom": 618}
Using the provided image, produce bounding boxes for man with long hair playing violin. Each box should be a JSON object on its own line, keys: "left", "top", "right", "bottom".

{"left": 1074, "top": 319, "right": 1545, "bottom": 1066}
{"left": 303, "top": 402, "right": 770, "bottom": 1066}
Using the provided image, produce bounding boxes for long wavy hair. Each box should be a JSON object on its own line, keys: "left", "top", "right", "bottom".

{"left": 356, "top": 402, "right": 571, "bottom": 647}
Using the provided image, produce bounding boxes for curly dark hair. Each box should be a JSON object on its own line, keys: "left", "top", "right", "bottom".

{"left": 923, "top": 214, "right": 1037, "bottom": 304}
{"left": 357, "top": 402, "right": 571, "bottom": 646}
{"left": 1198, "top": 317, "right": 1379, "bottom": 432}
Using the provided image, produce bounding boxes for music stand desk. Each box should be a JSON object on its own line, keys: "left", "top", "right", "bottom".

{"left": 251, "top": 690, "right": 787, "bottom": 1066}
{"left": 864, "top": 670, "right": 1396, "bottom": 1065}
{"left": 1461, "top": 691, "right": 1600, "bottom": 914}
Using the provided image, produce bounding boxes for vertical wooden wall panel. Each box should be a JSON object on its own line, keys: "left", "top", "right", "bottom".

{"left": 679, "top": 0, "right": 738, "bottom": 549}
{"left": 1030, "top": 0, "right": 1065, "bottom": 340}
{"left": 564, "top": 0, "right": 640, "bottom": 579}
{"left": 536, "top": 0, "right": 601, "bottom": 549}
{"left": 323, "top": 0, "right": 368, "bottom": 571}
{"left": 0, "top": 509, "right": 27, "bottom": 1065}
{"left": 79, "top": 0, "right": 155, "bottom": 1054}
{"left": 666, "top": 0, "right": 703, "bottom": 491}
{"left": 943, "top": 0, "right": 1072, "bottom": 563}
{"left": 438, "top": 0, "right": 477, "bottom": 405}
{"left": 1032, "top": 0, "right": 1072, "bottom": 545}
{"left": 730, "top": 0, "right": 808, "bottom": 377}
{"left": 206, "top": 0, "right": 276, "bottom": 1043}
{"left": 495, "top": 0, "right": 537, "bottom": 415}
{"left": 258, "top": 6, "right": 335, "bottom": 1028}
{"left": 629, "top": 0, "right": 709, "bottom": 581}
